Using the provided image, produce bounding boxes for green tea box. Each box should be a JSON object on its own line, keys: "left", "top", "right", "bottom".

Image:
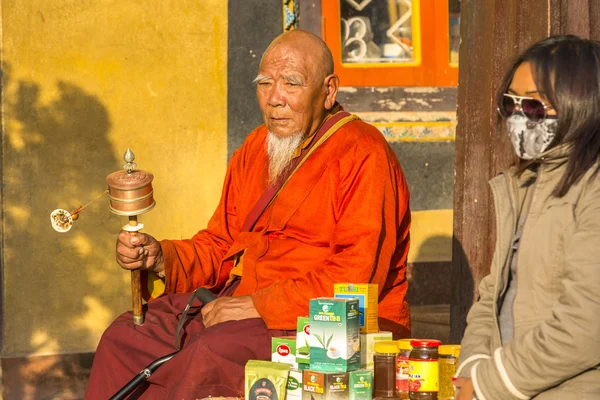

{"left": 302, "top": 370, "right": 349, "bottom": 400}
{"left": 349, "top": 369, "right": 373, "bottom": 400}
{"left": 271, "top": 337, "right": 297, "bottom": 368}
{"left": 360, "top": 331, "right": 393, "bottom": 370}
{"left": 309, "top": 297, "right": 360, "bottom": 372}
{"left": 286, "top": 368, "right": 303, "bottom": 400}
{"left": 334, "top": 283, "right": 379, "bottom": 333}
{"left": 296, "top": 316, "right": 319, "bottom": 366}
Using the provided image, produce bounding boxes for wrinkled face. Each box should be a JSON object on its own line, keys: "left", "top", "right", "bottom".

{"left": 255, "top": 43, "right": 330, "bottom": 138}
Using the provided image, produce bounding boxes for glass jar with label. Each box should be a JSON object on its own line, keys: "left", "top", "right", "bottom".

{"left": 396, "top": 339, "right": 413, "bottom": 399}
{"left": 438, "top": 345, "right": 461, "bottom": 400}
{"left": 374, "top": 341, "right": 399, "bottom": 398}
{"left": 409, "top": 339, "right": 441, "bottom": 399}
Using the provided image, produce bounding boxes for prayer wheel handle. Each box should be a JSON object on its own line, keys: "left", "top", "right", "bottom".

{"left": 126, "top": 216, "right": 144, "bottom": 326}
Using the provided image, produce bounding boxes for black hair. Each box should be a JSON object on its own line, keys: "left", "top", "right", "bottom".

{"left": 497, "top": 35, "right": 600, "bottom": 197}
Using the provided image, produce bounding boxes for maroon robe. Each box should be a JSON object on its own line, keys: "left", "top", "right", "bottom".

{"left": 85, "top": 284, "right": 293, "bottom": 399}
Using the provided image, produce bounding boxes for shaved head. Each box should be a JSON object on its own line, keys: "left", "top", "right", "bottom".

{"left": 261, "top": 30, "right": 334, "bottom": 81}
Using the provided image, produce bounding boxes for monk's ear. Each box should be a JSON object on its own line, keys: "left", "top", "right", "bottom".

{"left": 323, "top": 74, "right": 340, "bottom": 110}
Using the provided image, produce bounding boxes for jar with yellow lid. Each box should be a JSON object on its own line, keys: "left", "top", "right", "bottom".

{"left": 374, "top": 341, "right": 399, "bottom": 398}
{"left": 396, "top": 339, "right": 413, "bottom": 399}
{"left": 438, "top": 345, "right": 460, "bottom": 400}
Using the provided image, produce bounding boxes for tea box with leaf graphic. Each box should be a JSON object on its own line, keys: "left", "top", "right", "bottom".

{"left": 309, "top": 297, "right": 360, "bottom": 372}
{"left": 296, "top": 316, "right": 319, "bottom": 368}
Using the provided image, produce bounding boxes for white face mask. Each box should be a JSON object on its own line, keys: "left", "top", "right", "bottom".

{"left": 506, "top": 115, "right": 559, "bottom": 160}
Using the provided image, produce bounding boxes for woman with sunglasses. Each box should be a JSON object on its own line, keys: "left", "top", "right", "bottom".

{"left": 454, "top": 35, "right": 600, "bottom": 399}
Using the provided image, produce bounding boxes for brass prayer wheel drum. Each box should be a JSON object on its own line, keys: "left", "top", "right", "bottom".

{"left": 106, "top": 169, "right": 156, "bottom": 216}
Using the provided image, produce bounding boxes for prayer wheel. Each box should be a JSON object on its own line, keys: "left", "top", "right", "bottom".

{"left": 106, "top": 169, "right": 156, "bottom": 216}
{"left": 106, "top": 149, "right": 156, "bottom": 325}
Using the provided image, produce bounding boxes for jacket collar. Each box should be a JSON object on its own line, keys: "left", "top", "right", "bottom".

{"left": 533, "top": 142, "right": 572, "bottom": 171}
{"left": 497, "top": 143, "right": 571, "bottom": 187}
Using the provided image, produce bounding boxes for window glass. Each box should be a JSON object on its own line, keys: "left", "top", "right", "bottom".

{"left": 340, "top": 0, "right": 417, "bottom": 65}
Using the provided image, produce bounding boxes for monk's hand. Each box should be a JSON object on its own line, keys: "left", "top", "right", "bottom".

{"left": 454, "top": 377, "right": 474, "bottom": 400}
{"left": 116, "top": 230, "right": 164, "bottom": 275}
{"left": 201, "top": 295, "right": 261, "bottom": 328}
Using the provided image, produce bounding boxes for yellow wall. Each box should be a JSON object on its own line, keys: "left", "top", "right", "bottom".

{"left": 1, "top": 1, "right": 228, "bottom": 356}
{"left": 409, "top": 210, "right": 453, "bottom": 263}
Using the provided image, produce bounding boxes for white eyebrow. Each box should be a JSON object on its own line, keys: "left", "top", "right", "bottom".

{"left": 283, "top": 75, "right": 306, "bottom": 86}
{"left": 253, "top": 74, "right": 271, "bottom": 84}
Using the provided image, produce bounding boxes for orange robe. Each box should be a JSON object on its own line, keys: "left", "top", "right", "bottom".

{"left": 160, "top": 118, "right": 411, "bottom": 336}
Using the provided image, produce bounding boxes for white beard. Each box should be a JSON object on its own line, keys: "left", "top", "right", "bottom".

{"left": 266, "top": 131, "right": 305, "bottom": 187}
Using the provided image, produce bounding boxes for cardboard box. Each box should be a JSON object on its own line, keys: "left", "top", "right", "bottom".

{"left": 349, "top": 369, "right": 373, "bottom": 400}
{"left": 271, "top": 337, "right": 297, "bottom": 368}
{"left": 302, "top": 370, "right": 349, "bottom": 400}
{"left": 287, "top": 368, "right": 303, "bottom": 400}
{"left": 334, "top": 283, "right": 379, "bottom": 333}
{"left": 360, "top": 331, "right": 393, "bottom": 370}
{"left": 309, "top": 297, "right": 360, "bottom": 372}
{"left": 296, "top": 316, "right": 319, "bottom": 366}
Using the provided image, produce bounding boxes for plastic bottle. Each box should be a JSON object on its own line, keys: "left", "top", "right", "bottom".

{"left": 438, "top": 345, "right": 460, "bottom": 400}
{"left": 374, "top": 340, "right": 399, "bottom": 398}
{"left": 396, "top": 339, "right": 413, "bottom": 399}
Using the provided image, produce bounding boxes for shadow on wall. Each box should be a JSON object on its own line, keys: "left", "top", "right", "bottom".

{"left": 450, "top": 235, "right": 475, "bottom": 343}
{"left": 406, "top": 235, "right": 474, "bottom": 343}
{"left": 406, "top": 235, "right": 472, "bottom": 308}
{"left": 2, "top": 63, "right": 127, "bottom": 397}
{"left": 407, "top": 235, "right": 452, "bottom": 306}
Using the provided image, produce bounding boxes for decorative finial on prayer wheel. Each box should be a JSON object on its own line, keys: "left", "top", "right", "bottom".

{"left": 106, "top": 149, "right": 155, "bottom": 217}
{"left": 123, "top": 148, "right": 137, "bottom": 173}
{"left": 106, "top": 149, "right": 157, "bottom": 326}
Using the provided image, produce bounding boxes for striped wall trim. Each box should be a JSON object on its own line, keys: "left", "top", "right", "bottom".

{"left": 355, "top": 110, "right": 456, "bottom": 141}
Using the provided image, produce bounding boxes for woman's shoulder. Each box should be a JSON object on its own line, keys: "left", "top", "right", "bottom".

{"left": 575, "top": 165, "right": 600, "bottom": 202}
{"left": 547, "top": 164, "right": 600, "bottom": 215}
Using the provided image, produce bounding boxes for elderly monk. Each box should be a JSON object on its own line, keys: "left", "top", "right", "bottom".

{"left": 85, "top": 29, "right": 411, "bottom": 399}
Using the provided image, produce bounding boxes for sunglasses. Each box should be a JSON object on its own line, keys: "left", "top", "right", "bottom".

{"left": 498, "top": 94, "right": 554, "bottom": 122}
